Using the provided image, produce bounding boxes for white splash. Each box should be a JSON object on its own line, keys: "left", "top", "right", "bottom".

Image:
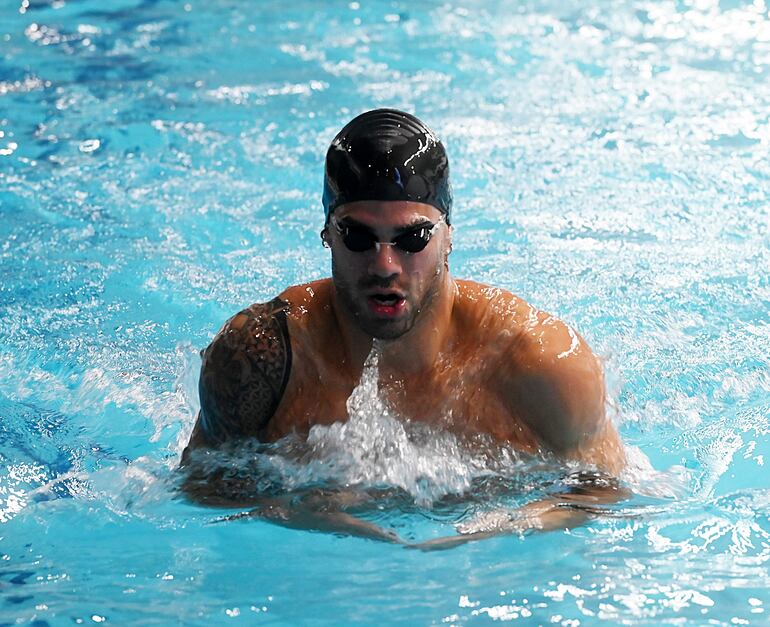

{"left": 267, "top": 345, "right": 512, "bottom": 506}
{"left": 621, "top": 445, "right": 692, "bottom": 499}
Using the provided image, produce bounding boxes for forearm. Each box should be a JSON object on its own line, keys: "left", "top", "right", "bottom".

{"left": 180, "top": 460, "right": 404, "bottom": 544}
{"left": 415, "top": 471, "right": 630, "bottom": 551}
{"left": 220, "top": 497, "right": 404, "bottom": 544}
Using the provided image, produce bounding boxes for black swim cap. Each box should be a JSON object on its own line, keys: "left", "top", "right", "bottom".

{"left": 323, "top": 109, "right": 452, "bottom": 224}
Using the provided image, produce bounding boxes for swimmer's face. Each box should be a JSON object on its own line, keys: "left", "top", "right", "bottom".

{"left": 327, "top": 200, "right": 451, "bottom": 340}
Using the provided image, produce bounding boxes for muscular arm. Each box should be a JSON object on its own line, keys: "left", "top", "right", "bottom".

{"left": 179, "top": 298, "right": 403, "bottom": 544}
{"left": 182, "top": 297, "right": 292, "bottom": 457}
{"left": 505, "top": 316, "right": 625, "bottom": 474}
{"left": 413, "top": 316, "right": 629, "bottom": 551}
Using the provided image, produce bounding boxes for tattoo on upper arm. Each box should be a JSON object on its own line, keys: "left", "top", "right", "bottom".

{"left": 197, "top": 297, "right": 292, "bottom": 445}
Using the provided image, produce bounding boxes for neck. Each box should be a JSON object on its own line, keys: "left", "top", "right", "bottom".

{"left": 330, "top": 272, "right": 457, "bottom": 379}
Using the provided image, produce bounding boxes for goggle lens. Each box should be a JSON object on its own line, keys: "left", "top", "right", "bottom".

{"left": 335, "top": 222, "right": 439, "bottom": 254}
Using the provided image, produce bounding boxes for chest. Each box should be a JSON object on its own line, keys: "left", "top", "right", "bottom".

{"left": 265, "top": 350, "right": 537, "bottom": 452}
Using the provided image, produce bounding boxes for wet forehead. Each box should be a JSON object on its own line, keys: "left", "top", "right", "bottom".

{"left": 334, "top": 200, "right": 443, "bottom": 229}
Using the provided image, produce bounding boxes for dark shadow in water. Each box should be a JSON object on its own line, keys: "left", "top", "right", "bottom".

{"left": 0, "top": 569, "right": 44, "bottom": 624}
{"left": 0, "top": 394, "right": 125, "bottom": 502}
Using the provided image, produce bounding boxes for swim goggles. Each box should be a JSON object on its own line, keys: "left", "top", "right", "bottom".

{"left": 331, "top": 217, "right": 443, "bottom": 253}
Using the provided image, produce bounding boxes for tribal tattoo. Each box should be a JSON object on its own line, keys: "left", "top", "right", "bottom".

{"left": 197, "top": 297, "right": 292, "bottom": 444}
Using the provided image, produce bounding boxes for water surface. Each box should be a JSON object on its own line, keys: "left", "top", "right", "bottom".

{"left": 1, "top": 0, "right": 770, "bottom": 624}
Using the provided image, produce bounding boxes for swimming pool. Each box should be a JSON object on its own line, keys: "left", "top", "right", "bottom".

{"left": 2, "top": 0, "right": 769, "bottom": 623}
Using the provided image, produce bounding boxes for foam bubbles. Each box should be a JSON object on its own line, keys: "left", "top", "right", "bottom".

{"left": 273, "top": 346, "right": 502, "bottom": 506}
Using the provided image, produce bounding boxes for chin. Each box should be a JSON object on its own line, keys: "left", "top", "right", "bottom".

{"left": 357, "top": 314, "right": 415, "bottom": 340}
{"left": 370, "top": 326, "right": 410, "bottom": 341}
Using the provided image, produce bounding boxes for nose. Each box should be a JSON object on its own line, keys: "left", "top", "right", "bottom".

{"left": 369, "top": 242, "right": 402, "bottom": 279}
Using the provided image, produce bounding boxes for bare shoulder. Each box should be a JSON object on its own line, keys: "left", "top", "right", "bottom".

{"left": 185, "top": 296, "right": 293, "bottom": 452}
{"left": 454, "top": 279, "right": 623, "bottom": 472}
{"left": 453, "top": 279, "right": 540, "bottom": 335}
{"left": 455, "top": 279, "right": 599, "bottom": 387}
{"left": 275, "top": 279, "right": 339, "bottom": 352}
{"left": 279, "top": 279, "right": 333, "bottom": 315}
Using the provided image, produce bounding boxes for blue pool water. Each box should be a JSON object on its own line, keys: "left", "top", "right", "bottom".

{"left": 2, "top": 0, "right": 770, "bottom": 624}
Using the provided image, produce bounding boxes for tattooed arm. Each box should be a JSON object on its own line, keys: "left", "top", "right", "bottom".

{"left": 179, "top": 297, "right": 404, "bottom": 544}
{"left": 182, "top": 297, "right": 292, "bottom": 459}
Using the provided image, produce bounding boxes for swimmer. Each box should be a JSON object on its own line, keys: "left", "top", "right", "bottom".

{"left": 182, "top": 109, "right": 627, "bottom": 547}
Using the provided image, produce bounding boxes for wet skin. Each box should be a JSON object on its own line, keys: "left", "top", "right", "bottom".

{"left": 183, "top": 200, "right": 627, "bottom": 543}
{"left": 261, "top": 201, "right": 624, "bottom": 475}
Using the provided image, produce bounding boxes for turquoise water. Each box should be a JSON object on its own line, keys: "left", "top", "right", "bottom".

{"left": 2, "top": 0, "right": 770, "bottom": 624}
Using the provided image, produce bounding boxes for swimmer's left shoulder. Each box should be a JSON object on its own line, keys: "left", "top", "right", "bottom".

{"left": 453, "top": 279, "right": 539, "bottom": 337}
{"left": 455, "top": 279, "right": 532, "bottom": 314}
{"left": 454, "top": 280, "right": 586, "bottom": 355}
{"left": 456, "top": 281, "right": 608, "bottom": 449}
{"left": 456, "top": 282, "right": 622, "bottom": 471}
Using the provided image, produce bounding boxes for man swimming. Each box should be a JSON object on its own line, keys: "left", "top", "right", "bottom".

{"left": 183, "top": 109, "right": 626, "bottom": 546}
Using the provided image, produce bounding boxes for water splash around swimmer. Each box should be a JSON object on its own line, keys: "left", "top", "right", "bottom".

{"left": 179, "top": 343, "right": 690, "bottom": 513}
{"left": 271, "top": 342, "right": 515, "bottom": 507}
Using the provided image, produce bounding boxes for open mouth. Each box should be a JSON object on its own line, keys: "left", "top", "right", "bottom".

{"left": 367, "top": 293, "right": 406, "bottom": 317}
{"left": 371, "top": 294, "right": 401, "bottom": 305}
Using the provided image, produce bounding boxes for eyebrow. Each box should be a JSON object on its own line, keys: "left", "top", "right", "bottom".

{"left": 337, "top": 217, "right": 435, "bottom": 235}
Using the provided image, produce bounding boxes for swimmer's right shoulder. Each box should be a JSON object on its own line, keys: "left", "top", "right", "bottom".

{"left": 193, "top": 296, "right": 293, "bottom": 447}
{"left": 278, "top": 279, "right": 333, "bottom": 315}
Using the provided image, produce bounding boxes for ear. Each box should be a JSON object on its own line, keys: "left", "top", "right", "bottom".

{"left": 320, "top": 228, "right": 330, "bottom": 249}
{"left": 444, "top": 225, "right": 453, "bottom": 268}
